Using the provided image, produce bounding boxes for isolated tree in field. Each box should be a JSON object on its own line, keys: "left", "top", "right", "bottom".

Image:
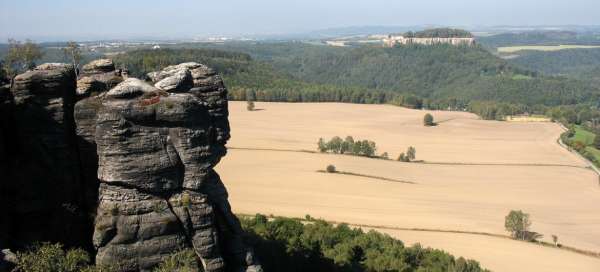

{"left": 246, "top": 100, "right": 255, "bottom": 111}
{"left": 381, "top": 152, "right": 389, "bottom": 159}
{"left": 63, "top": 41, "right": 82, "bottom": 77}
{"left": 505, "top": 210, "right": 531, "bottom": 240}
{"left": 326, "top": 164, "right": 336, "bottom": 173}
{"left": 423, "top": 113, "right": 435, "bottom": 126}
{"left": 552, "top": 235, "right": 558, "bottom": 246}
{"left": 4, "top": 39, "right": 43, "bottom": 79}
{"left": 407, "top": 146, "right": 416, "bottom": 161}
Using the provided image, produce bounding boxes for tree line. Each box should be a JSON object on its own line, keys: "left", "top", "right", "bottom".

{"left": 318, "top": 136, "right": 378, "bottom": 157}
{"left": 241, "top": 214, "right": 489, "bottom": 272}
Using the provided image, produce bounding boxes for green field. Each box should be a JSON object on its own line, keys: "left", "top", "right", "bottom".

{"left": 569, "top": 125, "right": 600, "bottom": 162}
{"left": 571, "top": 125, "right": 596, "bottom": 145}
{"left": 498, "top": 45, "right": 600, "bottom": 53}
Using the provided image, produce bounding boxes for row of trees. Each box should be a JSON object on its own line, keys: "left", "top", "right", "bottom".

{"left": 240, "top": 214, "right": 489, "bottom": 272}
{"left": 317, "top": 136, "right": 420, "bottom": 162}
{"left": 318, "top": 136, "right": 378, "bottom": 157}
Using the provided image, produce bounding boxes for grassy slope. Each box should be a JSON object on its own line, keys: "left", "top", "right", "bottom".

{"left": 569, "top": 125, "right": 600, "bottom": 162}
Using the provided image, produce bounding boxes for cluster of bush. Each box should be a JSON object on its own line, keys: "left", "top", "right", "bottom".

{"left": 5, "top": 243, "right": 199, "bottom": 272}
{"left": 318, "top": 136, "right": 378, "bottom": 158}
{"left": 318, "top": 137, "right": 419, "bottom": 162}
{"left": 240, "top": 214, "right": 489, "bottom": 272}
{"left": 397, "top": 146, "right": 417, "bottom": 162}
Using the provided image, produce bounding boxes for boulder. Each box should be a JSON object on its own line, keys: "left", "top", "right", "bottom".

{"left": 82, "top": 59, "right": 116, "bottom": 74}
{"left": 77, "top": 59, "right": 123, "bottom": 98}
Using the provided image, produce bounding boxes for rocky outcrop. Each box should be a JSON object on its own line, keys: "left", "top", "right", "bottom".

{"left": 2, "top": 64, "right": 92, "bottom": 250}
{"left": 87, "top": 65, "right": 259, "bottom": 271}
{"left": 147, "top": 63, "right": 230, "bottom": 152}
{"left": 0, "top": 61, "right": 255, "bottom": 272}
{"left": 77, "top": 59, "right": 123, "bottom": 98}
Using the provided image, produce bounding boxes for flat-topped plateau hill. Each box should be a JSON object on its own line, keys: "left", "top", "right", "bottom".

{"left": 217, "top": 101, "right": 600, "bottom": 272}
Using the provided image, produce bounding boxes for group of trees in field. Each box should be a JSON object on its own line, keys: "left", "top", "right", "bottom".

{"left": 240, "top": 214, "right": 489, "bottom": 272}
{"left": 504, "top": 210, "right": 552, "bottom": 244}
{"left": 317, "top": 137, "right": 419, "bottom": 162}
{"left": 318, "top": 136, "right": 378, "bottom": 157}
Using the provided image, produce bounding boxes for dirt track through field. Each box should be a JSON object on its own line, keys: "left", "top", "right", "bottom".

{"left": 218, "top": 102, "right": 600, "bottom": 271}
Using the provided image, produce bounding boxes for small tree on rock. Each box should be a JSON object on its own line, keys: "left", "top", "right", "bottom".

{"left": 326, "top": 164, "right": 336, "bottom": 173}
{"left": 63, "top": 41, "right": 81, "bottom": 77}
{"left": 552, "top": 235, "right": 558, "bottom": 246}
{"left": 505, "top": 210, "right": 532, "bottom": 240}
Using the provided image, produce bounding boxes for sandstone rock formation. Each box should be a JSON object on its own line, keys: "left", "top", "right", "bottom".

{"left": 0, "top": 60, "right": 255, "bottom": 272}
{"left": 87, "top": 64, "right": 259, "bottom": 271}
{"left": 77, "top": 59, "right": 123, "bottom": 98}
{"left": 2, "top": 64, "right": 92, "bottom": 250}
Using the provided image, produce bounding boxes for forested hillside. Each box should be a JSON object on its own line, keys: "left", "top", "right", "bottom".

{"left": 112, "top": 43, "right": 600, "bottom": 106}
{"left": 478, "top": 31, "right": 600, "bottom": 48}
{"left": 508, "top": 48, "right": 600, "bottom": 85}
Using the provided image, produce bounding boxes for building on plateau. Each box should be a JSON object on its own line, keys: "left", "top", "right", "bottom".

{"left": 383, "top": 35, "right": 475, "bottom": 47}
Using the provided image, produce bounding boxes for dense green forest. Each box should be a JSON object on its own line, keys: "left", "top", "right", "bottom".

{"left": 478, "top": 31, "right": 600, "bottom": 48}
{"left": 508, "top": 48, "right": 600, "bottom": 85}
{"left": 405, "top": 28, "right": 473, "bottom": 38}
{"left": 240, "top": 214, "right": 489, "bottom": 272}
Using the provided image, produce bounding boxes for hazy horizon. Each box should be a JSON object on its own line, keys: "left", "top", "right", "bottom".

{"left": 1, "top": 0, "right": 600, "bottom": 41}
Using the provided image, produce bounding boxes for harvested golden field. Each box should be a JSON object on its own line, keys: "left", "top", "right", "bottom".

{"left": 217, "top": 102, "right": 600, "bottom": 271}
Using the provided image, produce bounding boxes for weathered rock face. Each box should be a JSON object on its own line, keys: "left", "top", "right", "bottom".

{"left": 89, "top": 65, "right": 259, "bottom": 271}
{"left": 147, "top": 62, "right": 230, "bottom": 154}
{"left": 75, "top": 59, "right": 124, "bottom": 217}
{"left": 2, "top": 64, "right": 92, "bottom": 250}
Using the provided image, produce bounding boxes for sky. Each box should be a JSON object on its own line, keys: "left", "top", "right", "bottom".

{"left": 0, "top": 0, "right": 599, "bottom": 41}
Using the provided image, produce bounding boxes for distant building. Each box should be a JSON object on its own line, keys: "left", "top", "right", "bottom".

{"left": 383, "top": 35, "right": 475, "bottom": 47}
